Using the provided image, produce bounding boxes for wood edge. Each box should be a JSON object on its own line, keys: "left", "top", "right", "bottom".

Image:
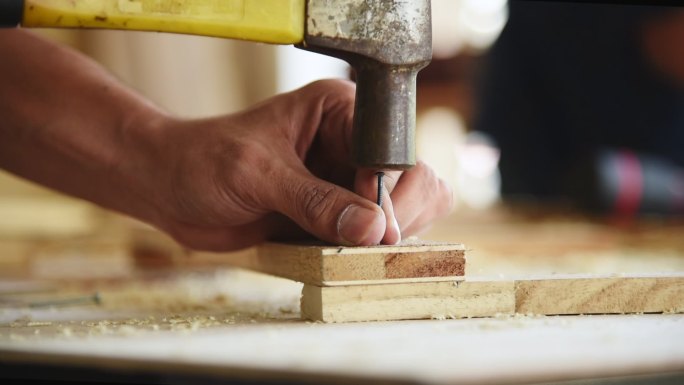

{"left": 305, "top": 276, "right": 684, "bottom": 323}
{"left": 320, "top": 275, "right": 466, "bottom": 287}
{"left": 319, "top": 248, "right": 465, "bottom": 283}
{"left": 318, "top": 243, "right": 466, "bottom": 255}
{"left": 254, "top": 243, "right": 325, "bottom": 284}
{"left": 514, "top": 274, "right": 684, "bottom": 315}
{"left": 307, "top": 280, "right": 517, "bottom": 323}
{"left": 300, "top": 284, "right": 324, "bottom": 321}
{"left": 471, "top": 272, "right": 684, "bottom": 282}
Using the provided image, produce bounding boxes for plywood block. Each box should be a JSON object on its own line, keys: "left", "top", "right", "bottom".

{"left": 301, "top": 280, "right": 515, "bottom": 323}
{"left": 516, "top": 275, "right": 684, "bottom": 315}
{"left": 302, "top": 274, "right": 684, "bottom": 322}
{"left": 195, "top": 241, "right": 466, "bottom": 286}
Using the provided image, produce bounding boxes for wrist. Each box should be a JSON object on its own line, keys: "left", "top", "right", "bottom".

{"left": 115, "top": 106, "right": 175, "bottom": 228}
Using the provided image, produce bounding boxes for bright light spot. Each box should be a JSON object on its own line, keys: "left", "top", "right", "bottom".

{"left": 417, "top": 108, "right": 467, "bottom": 209}
{"left": 458, "top": 143, "right": 500, "bottom": 179}
{"left": 417, "top": 109, "right": 502, "bottom": 210}
{"left": 462, "top": 6, "right": 509, "bottom": 50}
{"left": 275, "top": 46, "right": 349, "bottom": 93}
{"left": 431, "top": 0, "right": 465, "bottom": 58}
{"left": 464, "top": 0, "right": 507, "bottom": 14}
{"left": 417, "top": 108, "right": 466, "bottom": 180}
{"left": 432, "top": 0, "right": 508, "bottom": 57}
{"left": 455, "top": 132, "right": 501, "bottom": 210}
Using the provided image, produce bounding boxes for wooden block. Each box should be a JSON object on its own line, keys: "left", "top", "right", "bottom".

{"left": 195, "top": 240, "right": 466, "bottom": 286}
{"left": 301, "top": 280, "right": 514, "bottom": 323}
{"left": 516, "top": 275, "right": 684, "bottom": 315}
{"left": 301, "top": 274, "right": 684, "bottom": 322}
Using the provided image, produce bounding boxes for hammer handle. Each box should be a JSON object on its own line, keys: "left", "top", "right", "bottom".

{"left": 2, "top": 0, "right": 305, "bottom": 44}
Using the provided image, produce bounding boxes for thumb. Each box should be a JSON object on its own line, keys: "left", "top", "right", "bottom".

{"left": 269, "top": 169, "right": 385, "bottom": 246}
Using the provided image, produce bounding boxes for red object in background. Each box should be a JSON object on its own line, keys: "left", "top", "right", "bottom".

{"left": 614, "top": 150, "right": 643, "bottom": 218}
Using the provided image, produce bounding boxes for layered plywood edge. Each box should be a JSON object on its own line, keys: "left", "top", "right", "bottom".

{"left": 195, "top": 240, "right": 467, "bottom": 286}
{"left": 301, "top": 274, "right": 684, "bottom": 322}
{"left": 200, "top": 240, "right": 683, "bottom": 323}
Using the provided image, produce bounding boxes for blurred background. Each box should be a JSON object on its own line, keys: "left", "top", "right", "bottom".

{"left": 2, "top": 4, "right": 683, "bottom": 383}
{"left": 1, "top": 0, "right": 684, "bottom": 279}
{"left": 0, "top": 0, "right": 507, "bottom": 230}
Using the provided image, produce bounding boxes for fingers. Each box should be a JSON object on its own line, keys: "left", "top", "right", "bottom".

{"left": 281, "top": 79, "right": 357, "bottom": 164}
{"left": 266, "top": 166, "right": 386, "bottom": 246}
{"left": 163, "top": 214, "right": 286, "bottom": 252}
{"left": 256, "top": 80, "right": 386, "bottom": 246}
{"left": 354, "top": 169, "right": 403, "bottom": 245}
{"left": 389, "top": 161, "right": 454, "bottom": 236}
{"left": 155, "top": 80, "right": 454, "bottom": 251}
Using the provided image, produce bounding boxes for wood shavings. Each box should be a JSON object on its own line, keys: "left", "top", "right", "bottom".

{"left": 431, "top": 314, "right": 460, "bottom": 320}
{"left": 26, "top": 321, "right": 52, "bottom": 326}
{"left": 9, "top": 315, "right": 32, "bottom": 327}
{"left": 1, "top": 269, "right": 301, "bottom": 342}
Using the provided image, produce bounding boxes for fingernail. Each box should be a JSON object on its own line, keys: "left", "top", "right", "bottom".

{"left": 392, "top": 217, "right": 402, "bottom": 245}
{"left": 337, "top": 204, "right": 384, "bottom": 245}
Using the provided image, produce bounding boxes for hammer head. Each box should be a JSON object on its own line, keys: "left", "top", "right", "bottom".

{"left": 299, "top": 0, "right": 432, "bottom": 170}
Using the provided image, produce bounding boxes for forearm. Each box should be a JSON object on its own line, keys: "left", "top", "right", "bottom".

{"left": 0, "top": 29, "right": 165, "bottom": 223}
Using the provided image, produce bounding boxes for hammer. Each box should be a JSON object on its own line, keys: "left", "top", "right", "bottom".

{"left": 301, "top": 0, "right": 432, "bottom": 170}
{"left": 1, "top": 0, "right": 432, "bottom": 173}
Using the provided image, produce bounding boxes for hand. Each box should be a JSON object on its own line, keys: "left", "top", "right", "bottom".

{"left": 0, "top": 32, "right": 452, "bottom": 252}
{"left": 126, "top": 80, "right": 454, "bottom": 251}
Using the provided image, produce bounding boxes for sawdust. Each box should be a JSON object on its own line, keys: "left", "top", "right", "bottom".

{"left": 430, "top": 314, "right": 461, "bottom": 320}
{"left": 0, "top": 269, "right": 302, "bottom": 342}
{"left": 26, "top": 321, "right": 52, "bottom": 326}
{"left": 2, "top": 312, "right": 259, "bottom": 341}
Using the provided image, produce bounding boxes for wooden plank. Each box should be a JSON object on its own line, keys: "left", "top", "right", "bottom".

{"left": 194, "top": 241, "right": 466, "bottom": 286}
{"left": 301, "top": 280, "right": 515, "bottom": 323}
{"left": 516, "top": 276, "right": 684, "bottom": 315}
{"left": 301, "top": 274, "right": 684, "bottom": 322}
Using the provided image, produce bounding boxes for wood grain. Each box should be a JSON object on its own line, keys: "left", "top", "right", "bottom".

{"left": 194, "top": 241, "right": 466, "bottom": 286}
{"left": 301, "top": 280, "right": 514, "bottom": 323}
{"left": 301, "top": 274, "right": 684, "bottom": 322}
{"left": 516, "top": 276, "right": 684, "bottom": 315}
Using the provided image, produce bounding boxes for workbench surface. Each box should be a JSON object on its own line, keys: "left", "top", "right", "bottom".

{"left": 1, "top": 268, "right": 683, "bottom": 384}
{"left": 1, "top": 206, "right": 683, "bottom": 384}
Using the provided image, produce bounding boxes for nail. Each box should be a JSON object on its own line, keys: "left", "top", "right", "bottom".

{"left": 337, "top": 204, "right": 383, "bottom": 245}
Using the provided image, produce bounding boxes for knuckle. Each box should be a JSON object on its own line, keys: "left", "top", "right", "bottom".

{"left": 412, "top": 162, "right": 454, "bottom": 216}
{"left": 219, "top": 142, "right": 263, "bottom": 190}
{"left": 307, "top": 79, "right": 355, "bottom": 97}
{"left": 229, "top": 139, "right": 264, "bottom": 165}
{"left": 224, "top": 140, "right": 276, "bottom": 183}
{"left": 297, "top": 183, "right": 337, "bottom": 225}
{"left": 415, "top": 160, "right": 430, "bottom": 172}
{"left": 305, "top": 80, "right": 356, "bottom": 113}
{"left": 415, "top": 161, "right": 438, "bottom": 191}
{"left": 414, "top": 161, "right": 435, "bottom": 183}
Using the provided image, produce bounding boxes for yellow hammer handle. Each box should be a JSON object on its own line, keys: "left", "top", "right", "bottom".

{"left": 21, "top": 0, "right": 305, "bottom": 44}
